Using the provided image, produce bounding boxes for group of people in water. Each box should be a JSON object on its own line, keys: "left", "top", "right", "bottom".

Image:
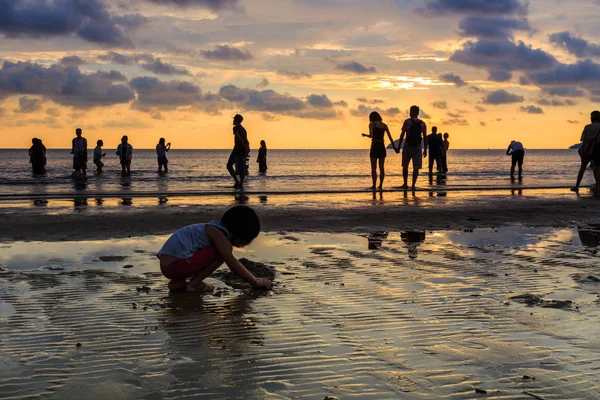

{"left": 362, "top": 106, "right": 452, "bottom": 191}
{"left": 28, "top": 129, "right": 159, "bottom": 178}
{"left": 26, "top": 107, "right": 600, "bottom": 195}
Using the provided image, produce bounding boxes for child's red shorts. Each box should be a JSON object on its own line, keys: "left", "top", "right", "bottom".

{"left": 160, "top": 246, "right": 220, "bottom": 280}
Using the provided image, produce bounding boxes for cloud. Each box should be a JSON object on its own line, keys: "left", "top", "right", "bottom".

{"left": 46, "top": 107, "right": 61, "bottom": 116}
{"left": 488, "top": 69, "right": 512, "bottom": 82}
{"left": 335, "top": 61, "right": 376, "bottom": 74}
{"left": 276, "top": 70, "right": 312, "bottom": 79}
{"left": 482, "top": 89, "right": 524, "bottom": 104}
{"left": 567, "top": 120, "right": 579, "bottom": 124}
{"left": 130, "top": 76, "right": 222, "bottom": 113}
{"left": 257, "top": 78, "right": 270, "bottom": 88}
{"left": 14, "top": 96, "right": 42, "bottom": 113}
{"left": 458, "top": 16, "right": 530, "bottom": 39}
{"left": 474, "top": 105, "right": 486, "bottom": 112}
{"left": 479, "top": 121, "right": 486, "bottom": 126}
{"left": 0, "top": 61, "right": 135, "bottom": 108}
{"left": 431, "top": 101, "right": 448, "bottom": 109}
{"left": 519, "top": 105, "right": 544, "bottom": 114}
{"left": 98, "top": 51, "right": 154, "bottom": 65}
{"left": 140, "top": 59, "right": 190, "bottom": 76}
{"left": 102, "top": 119, "right": 152, "bottom": 129}
{"left": 219, "top": 85, "right": 337, "bottom": 119}
{"left": 350, "top": 104, "right": 401, "bottom": 119}
{"left": 0, "top": 0, "right": 145, "bottom": 47}
{"left": 549, "top": 31, "right": 600, "bottom": 59}
{"left": 541, "top": 86, "right": 586, "bottom": 98}
{"left": 334, "top": 100, "right": 348, "bottom": 108}
{"left": 306, "top": 94, "right": 333, "bottom": 108}
{"left": 526, "top": 59, "right": 600, "bottom": 86}
{"left": 439, "top": 73, "right": 466, "bottom": 87}
{"left": 356, "top": 97, "right": 385, "bottom": 104}
{"left": 60, "top": 56, "right": 86, "bottom": 67}
{"left": 416, "top": 0, "right": 527, "bottom": 17}
{"left": 535, "top": 98, "right": 576, "bottom": 107}
{"left": 451, "top": 40, "right": 556, "bottom": 73}
{"left": 141, "top": 0, "right": 238, "bottom": 10}
{"left": 201, "top": 45, "right": 253, "bottom": 61}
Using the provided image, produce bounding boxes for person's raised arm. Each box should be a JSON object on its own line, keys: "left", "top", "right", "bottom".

{"left": 422, "top": 122, "right": 428, "bottom": 157}
{"left": 166, "top": 143, "right": 171, "bottom": 152}
{"left": 384, "top": 124, "right": 396, "bottom": 152}
{"left": 206, "top": 225, "right": 272, "bottom": 289}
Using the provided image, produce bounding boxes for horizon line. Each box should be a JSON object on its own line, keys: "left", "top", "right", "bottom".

{"left": 1, "top": 147, "right": 576, "bottom": 151}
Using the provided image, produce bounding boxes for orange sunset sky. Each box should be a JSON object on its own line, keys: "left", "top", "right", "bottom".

{"left": 1, "top": 0, "right": 599, "bottom": 149}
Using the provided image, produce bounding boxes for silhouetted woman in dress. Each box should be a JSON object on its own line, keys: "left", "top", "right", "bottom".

{"left": 257, "top": 140, "right": 267, "bottom": 174}
{"left": 362, "top": 111, "right": 397, "bottom": 190}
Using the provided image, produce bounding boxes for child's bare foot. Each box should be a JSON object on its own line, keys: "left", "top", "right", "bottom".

{"left": 168, "top": 279, "right": 187, "bottom": 291}
{"left": 186, "top": 281, "right": 214, "bottom": 293}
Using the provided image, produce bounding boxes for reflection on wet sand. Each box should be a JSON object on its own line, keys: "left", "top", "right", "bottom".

{"left": 578, "top": 225, "right": 600, "bottom": 248}
{"left": 2, "top": 228, "right": 600, "bottom": 398}
{"left": 367, "top": 231, "right": 388, "bottom": 250}
{"left": 401, "top": 230, "right": 426, "bottom": 259}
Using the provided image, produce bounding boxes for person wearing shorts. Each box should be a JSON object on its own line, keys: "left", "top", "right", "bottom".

{"left": 506, "top": 140, "right": 525, "bottom": 180}
{"left": 156, "top": 138, "right": 171, "bottom": 174}
{"left": 398, "top": 105, "right": 427, "bottom": 190}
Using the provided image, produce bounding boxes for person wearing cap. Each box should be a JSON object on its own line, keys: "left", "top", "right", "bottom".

{"left": 227, "top": 114, "right": 250, "bottom": 188}
{"left": 571, "top": 110, "right": 600, "bottom": 193}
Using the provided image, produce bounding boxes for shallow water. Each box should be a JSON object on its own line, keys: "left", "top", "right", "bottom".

{"left": 0, "top": 149, "right": 593, "bottom": 198}
{"left": 1, "top": 227, "right": 600, "bottom": 399}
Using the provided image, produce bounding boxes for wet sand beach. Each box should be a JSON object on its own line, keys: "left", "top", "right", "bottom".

{"left": 2, "top": 223, "right": 600, "bottom": 399}
{"left": 0, "top": 188, "right": 599, "bottom": 242}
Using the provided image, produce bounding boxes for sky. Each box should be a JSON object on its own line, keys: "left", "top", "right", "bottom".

{"left": 1, "top": 0, "right": 600, "bottom": 149}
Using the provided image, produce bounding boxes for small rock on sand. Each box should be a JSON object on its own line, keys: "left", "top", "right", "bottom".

{"left": 99, "top": 256, "right": 127, "bottom": 262}
{"left": 76, "top": 343, "right": 82, "bottom": 348}
{"left": 474, "top": 388, "right": 487, "bottom": 394}
{"left": 123, "top": 265, "right": 134, "bottom": 269}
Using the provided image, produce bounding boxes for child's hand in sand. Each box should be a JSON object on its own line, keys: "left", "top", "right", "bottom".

{"left": 253, "top": 278, "right": 272, "bottom": 290}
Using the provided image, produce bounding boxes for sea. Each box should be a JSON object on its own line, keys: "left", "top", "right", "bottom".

{"left": 0, "top": 149, "right": 592, "bottom": 198}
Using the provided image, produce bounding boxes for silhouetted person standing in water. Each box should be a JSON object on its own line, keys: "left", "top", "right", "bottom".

{"left": 93, "top": 140, "right": 106, "bottom": 173}
{"left": 362, "top": 111, "right": 397, "bottom": 190}
{"left": 71, "top": 128, "right": 87, "bottom": 177}
{"left": 28, "top": 138, "right": 46, "bottom": 175}
{"left": 116, "top": 135, "right": 133, "bottom": 176}
{"left": 572, "top": 111, "right": 600, "bottom": 193}
{"left": 398, "top": 105, "right": 427, "bottom": 190}
{"left": 427, "top": 126, "right": 443, "bottom": 176}
{"left": 257, "top": 140, "right": 267, "bottom": 174}
{"left": 227, "top": 114, "right": 249, "bottom": 188}
{"left": 156, "top": 138, "right": 171, "bottom": 174}
{"left": 441, "top": 133, "right": 450, "bottom": 173}
{"left": 506, "top": 140, "right": 525, "bottom": 180}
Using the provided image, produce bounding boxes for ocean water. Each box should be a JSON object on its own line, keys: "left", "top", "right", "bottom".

{"left": 0, "top": 149, "right": 592, "bottom": 197}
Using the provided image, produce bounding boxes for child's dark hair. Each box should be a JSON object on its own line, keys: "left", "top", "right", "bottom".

{"left": 220, "top": 205, "right": 260, "bottom": 246}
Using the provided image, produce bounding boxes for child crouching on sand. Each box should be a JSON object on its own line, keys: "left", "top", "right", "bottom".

{"left": 157, "top": 205, "right": 272, "bottom": 292}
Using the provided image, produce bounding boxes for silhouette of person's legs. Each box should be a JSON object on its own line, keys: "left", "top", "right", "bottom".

{"left": 412, "top": 168, "right": 419, "bottom": 190}
{"left": 378, "top": 157, "right": 385, "bottom": 189}
{"left": 369, "top": 157, "right": 377, "bottom": 189}
{"left": 573, "top": 156, "right": 590, "bottom": 192}
{"left": 402, "top": 167, "right": 409, "bottom": 189}
{"left": 227, "top": 152, "right": 242, "bottom": 187}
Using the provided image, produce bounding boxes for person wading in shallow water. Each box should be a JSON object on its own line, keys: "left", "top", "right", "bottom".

{"left": 506, "top": 140, "right": 525, "bottom": 180}
{"left": 156, "top": 138, "right": 171, "bottom": 174}
{"left": 71, "top": 128, "right": 88, "bottom": 177}
{"left": 116, "top": 135, "right": 133, "bottom": 176}
{"left": 397, "top": 105, "right": 427, "bottom": 190}
{"left": 257, "top": 140, "right": 268, "bottom": 174}
{"left": 28, "top": 138, "right": 46, "bottom": 175}
{"left": 227, "top": 114, "right": 250, "bottom": 189}
{"left": 361, "top": 111, "right": 397, "bottom": 191}
{"left": 572, "top": 110, "right": 600, "bottom": 193}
